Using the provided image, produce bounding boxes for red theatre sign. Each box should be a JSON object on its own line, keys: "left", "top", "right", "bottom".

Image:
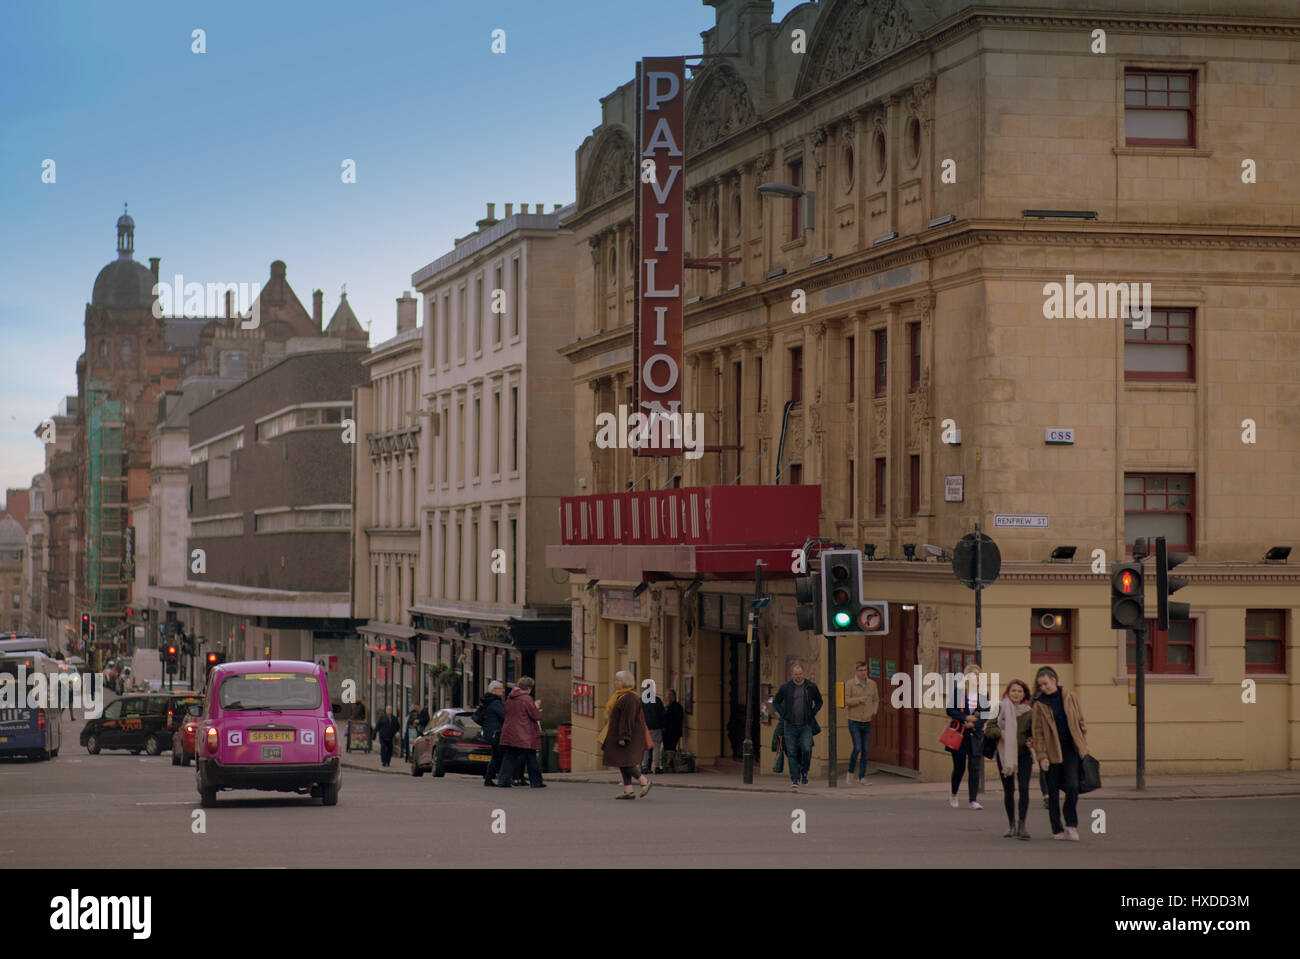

{"left": 634, "top": 56, "right": 686, "bottom": 456}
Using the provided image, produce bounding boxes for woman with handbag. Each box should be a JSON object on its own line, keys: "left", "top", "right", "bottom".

{"left": 600, "top": 669, "right": 652, "bottom": 799}
{"left": 1030, "top": 666, "right": 1089, "bottom": 841}
{"left": 995, "top": 679, "right": 1035, "bottom": 840}
{"left": 944, "top": 663, "right": 988, "bottom": 809}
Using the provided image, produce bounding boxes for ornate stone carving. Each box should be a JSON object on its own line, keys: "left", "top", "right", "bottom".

{"left": 811, "top": 0, "right": 918, "bottom": 90}
{"left": 687, "top": 67, "right": 757, "bottom": 153}
{"left": 812, "top": 126, "right": 829, "bottom": 180}
{"left": 685, "top": 186, "right": 700, "bottom": 236}
{"left": 582, "top": 130, "right": 634, "bottom": 209}
{"left": 756, "top": 150, "right": 775, "bottom": 176}
{"left": 871, "top": 403, "right": 887, "bottom": 451}
{"left": 588, "top": 233, "right": 603, "bottom": 268}
{"left": 918, "top": 605, "right": 939, "bottom": 673}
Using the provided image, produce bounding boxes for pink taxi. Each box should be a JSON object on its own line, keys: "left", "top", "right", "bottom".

{"left": 195, "top": 660, "right": 341, "bottom": 807}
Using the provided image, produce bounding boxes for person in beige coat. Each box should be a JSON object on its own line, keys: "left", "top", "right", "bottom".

{"left": 844, "top": 662, "right": 879, "bottom": 785}
{"left": 1030, "top": 666, "right": 1089, "bottom": 841}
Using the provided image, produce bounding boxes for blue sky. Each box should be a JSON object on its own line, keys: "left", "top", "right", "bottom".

{"left": 0, "top": 0, "right": 806, "bottom": 500}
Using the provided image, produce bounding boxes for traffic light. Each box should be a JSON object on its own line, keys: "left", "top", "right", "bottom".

{"left": 125, "top": 607, "right": 133, "bottom": 619}
{"left": 165, "top": 644, "right": 178, "bottom": 669}
{"left": 1110, "top": 562, "right": 1145, "bottom": 629}
{"left": 794, "top": 570, "right": 821, "bottom": 632}
{"left": 81, "top": 614, "right": 89, "bottom": 643}
{"left": 205, "top": 650, "right": 225, "bottom": 674}
{"left": 820, "top": 549, "right": 864, "bottom": 635}
{"left": 1155, "top": 537, "right": 1190, "bottom": 630}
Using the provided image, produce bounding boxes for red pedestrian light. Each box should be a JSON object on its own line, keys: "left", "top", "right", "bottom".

{"left": 1119, "top": 569, "right": 1136, "bottom": 594}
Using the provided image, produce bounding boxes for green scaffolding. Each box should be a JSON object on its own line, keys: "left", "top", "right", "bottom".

{"left": 85, "top": 382, "right": 125, "bottom": 618}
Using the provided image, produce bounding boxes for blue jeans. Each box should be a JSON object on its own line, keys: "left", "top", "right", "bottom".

{"left": 783, "top": 723, "right": 813, "bottom": 783}
{"left": 848, "top": 720, "right": 872, "bottom": 778}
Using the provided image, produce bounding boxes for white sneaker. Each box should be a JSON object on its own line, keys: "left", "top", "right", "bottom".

{"left": 970, "top": 801, "right": 983, "bottom": 810}
{"left": 949, "top": 796, "right": 959, "bottom": 808}
{"left": 1066, "top": 827, "right": 1080, "bottom": 841}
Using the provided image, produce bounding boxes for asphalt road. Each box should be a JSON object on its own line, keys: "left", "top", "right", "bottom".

{"left": 2, "top": 745, "right": 1297, "bottom": 868}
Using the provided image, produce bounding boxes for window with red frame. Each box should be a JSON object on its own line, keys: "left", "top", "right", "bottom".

{"left": 572, "top": 682, "right": 596, "bottom": 717}
{"left": 908, "top": 322, "right": 921, "bottom": 391}
{"left": 1245, "top": 610, "right": 1285, "bottom": 675}
{"left": 1127, "top": 618, "right": 1195, "bottom": 674}
{"left": 873, "top": 329, "right": 887, "bottom": 396}
{"left": 790, "top": 346, "right": 803, "bottom": 405}
{"left": 787, "top": 159, "right": 803, "bottom": 239}
{"left": 1124, "top": 70, "right": 1195, "bottom": 147}
{"left": 938, "top": 646, "right": 977, "bottom": 678}
{"left": 1031, "top": 609, "right": 1073, "bottom": 664}
{"left": 1125, "top": 308, "right": 1194, "bottom": 381}
{"left": 874, "top": 457, "right": 886, "bottom": 517}
{"left": 1124, "top": 473, "right": 1194, "bottom": 554}
{"left": 909, "top": 455, "right": 920, "bottom": 516}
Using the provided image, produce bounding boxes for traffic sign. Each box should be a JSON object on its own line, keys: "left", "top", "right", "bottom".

{"left": 952, "top": 532, "right": 1001, "bottom": 589}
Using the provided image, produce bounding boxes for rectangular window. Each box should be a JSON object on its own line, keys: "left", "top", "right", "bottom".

{"left": 510, "top": 518, "right": 518, "bottom": 604}
{"left": 790, "top": 347, "right": 803, "bottom": 405}
{"left": 470, "top": 516, "right": 479, "bottom": 601}
{"left": 457, "top": 287, "right": 467, "bottom": 362}
{"left": 733, "top": 361, "right": 742, "bottom": 470}
{"left": 440, "top": 411, "right": 449, "bottom": 485}
{"left": 442, "top": 294, "right": 451, "bottom": 367}
{"left": 908, "top": 322, "right": 921, "bottom": 391}
{"left": 909, "top": 454, "right": 920, "bottom": 516}
{"left": 429, "top": 297, "right": 438, "bottom": 368}
{"left": 491, "top": 520, "right": 500, "bottom": 602}
{"left": 846, "top": 336, "right": 855, "bottom": 403}
{"left": 511, "top": 387, "right": 519, "bottom": 472}
{"left": 1127, "top": 618, "right": 1195, "bottom": 674}
{"left": 1031, "top": 609, "right": 1073, "bottom": 663}
{"left": 787, "top": 159, "right": 803, "bottom": 240}
{"left": 474, "top": 277, "right": 484, "bottom": 353}
{"left": 874, "top": 458, "right": 886, "bottom": 517}
{"left": 511, "top": 258, "right": 520, "bottom": 337}
{"left": 473, "top": 397, "right": 481, "bottom": 479}
{"left": 1125, "top": 308, "right": 1194, "bottom": 381}
{"left": 457, "top": 401, "right": 465, "bottom": 485}
{"left": 938, "top": 646, "right": 978, "bottom": 678}
{"left": 1124, "top": 473, "right": 1194, "bottom": 554}
{"left": 1124, "top": 70, "right": 1195, "bottom": 147}
{"left": 493, "top": 267, "right": 503, "bottom": 345}
{"left": 1245, "top": 609, "right": 1286, "bottom": 675}
{"left": 492, "top": 391, "right": 501, "bottom": 474}
{"left": 873, "top": 329, "right": 887, "bottom": 397}
{"left": 756, "top": 356, "right": 764, "bottom": 412}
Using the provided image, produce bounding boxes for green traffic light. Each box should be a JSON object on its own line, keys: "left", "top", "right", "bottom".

{"left": 833, "top": 611, "right": 852, "bottom": 628}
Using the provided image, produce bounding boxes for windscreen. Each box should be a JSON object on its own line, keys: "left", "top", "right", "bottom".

{"left": 218, "top": 673, "right": 321, "bottom": 711}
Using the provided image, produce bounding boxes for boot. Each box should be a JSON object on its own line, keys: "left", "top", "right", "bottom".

{"left": 1003, "top": 821, "right": 1017, "bottom": 838}
{"left": 1017, "top": 818, "right": 1031, "bottom": 840}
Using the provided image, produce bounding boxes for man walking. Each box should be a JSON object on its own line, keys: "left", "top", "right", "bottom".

{"left": 641, "top": 689, "right": 666, "bottom": 775}
{"left": 844, "top": 661, "right": 879, "bottom": 785}
{"left": 772, "top": 663, "right": 822, "bottom": 789}
{"left": 373, "top": 705, "right": 400, "bottom": 768}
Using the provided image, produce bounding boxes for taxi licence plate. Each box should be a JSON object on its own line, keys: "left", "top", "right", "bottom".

{"left": 262, "top": 746, "right": 282, "bottom": 760}
{"left": 0, "top": 737, "right": 7, "bottom": 743}
{"left": 250, "top": 731, "right": 295, "bottom": 743}
{"left": 468, "top": 753, "right": 489, "bottom": 761}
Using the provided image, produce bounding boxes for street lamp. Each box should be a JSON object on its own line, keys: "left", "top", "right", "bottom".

{"left": 758, "top": 182, "right": 815, "bottom": 232}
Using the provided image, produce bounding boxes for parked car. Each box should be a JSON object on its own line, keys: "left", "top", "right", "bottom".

{"left": 194, "top": 660, "right": 341, "bottom": 807}
{"left": 170, "top": 703, "right": 203, "bottom": 766}
{"left": 409, "top": 709, "right": 492, "bottom": 777}
{"left": 80, "top": 692, "right": 202, "bottom": 756}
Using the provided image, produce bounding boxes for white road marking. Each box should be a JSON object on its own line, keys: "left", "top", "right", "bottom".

{"left": 135, "top": 801, "right": 194, "bottom": 806}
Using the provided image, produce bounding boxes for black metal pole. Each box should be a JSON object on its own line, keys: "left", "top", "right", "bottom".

{"left": 974, "top": 522, "right": 983, "bottom": 667}
{"left": 742, "top": 560, "right": 763, "bottom": 784}
{"left": 827, "top": 632, "right": 837, "bottom": 787}
{"left": 1136, "top": 621, "right": 1146, "bottom": 791}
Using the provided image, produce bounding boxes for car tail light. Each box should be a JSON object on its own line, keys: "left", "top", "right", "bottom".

{"left": 167, "top": 708, "right": 174, "bottom": 726}
{"left": 324, "top": 724, "right": 337, "bottom": 752}
{"left": 37, "top": 709, "right": 46, "bottom": 730}
{"left": 440, "top": 728, "right": 462, "bottom": 739}
{"left": 206, "top": 726, "right": 219, "bottom": 753}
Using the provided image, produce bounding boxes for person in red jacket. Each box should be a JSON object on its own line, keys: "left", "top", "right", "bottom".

{"left": 495, "top": 677, "right": 546, "bottom": 788}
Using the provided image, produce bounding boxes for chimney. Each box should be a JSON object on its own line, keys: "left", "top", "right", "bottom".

{"left": 535, "top": 204, "right": 544, "bottom": 214}
{"left": 505, "top": 203, "right": 513, "bottom": 217}
{"left": 475, "top": 202, "right": 500, "bottom": 230}
{"left": 312, "top": 290, "right": 323, "bottom": 328}
{"left": 225, "top": 289, "right": 234, "bottom": 320}
{"left": 553, "top": 204, "right": 561, "bottom": 211}
{"left": 396, "top": 291, "right": 417, "bottom": 333}
{"left": 149, "top": 257, "right": 160, "bottom": 283}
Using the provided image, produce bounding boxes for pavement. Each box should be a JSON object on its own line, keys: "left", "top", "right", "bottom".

{"left": 341, "top": 744, "right": 1300, "bottom": 801}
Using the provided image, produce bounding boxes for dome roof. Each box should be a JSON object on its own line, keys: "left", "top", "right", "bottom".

{"left": 92, "top": 258, "right": 155, "bottom": 309}
{"left": 117, "top": 211, "right": 135, "bottom": 229}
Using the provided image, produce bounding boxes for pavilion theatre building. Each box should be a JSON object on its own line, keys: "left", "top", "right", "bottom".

{"left": 547, "top": 0, "right": 1300, "bottom": 781}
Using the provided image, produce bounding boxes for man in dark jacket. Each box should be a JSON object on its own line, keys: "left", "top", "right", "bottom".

{"left": 478, "top": 681, "right": 508, "bottom": 786}
{"left": 403, "top": 703, "right": 421, "bottom": 760}
{"left": 373, "top": 705, "right": 400, "bottom": 767}
{"left": 663, "top": 689, "right": 685, "bottom": 760}
{"left": 772, "top": 663, "right": 822, "bottom": 788}
{"left": 641, "top": 691, "right": 667, "bottom": 774}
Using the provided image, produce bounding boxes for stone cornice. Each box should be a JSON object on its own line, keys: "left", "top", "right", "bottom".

{"left": 849, "top": 560, "right": 1300, "bottom": 587}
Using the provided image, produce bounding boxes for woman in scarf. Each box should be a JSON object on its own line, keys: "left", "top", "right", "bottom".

{"left": 1031, "top": 666, "right": 1090, "bottom": 841}
{"left": 601, "top": 669, "right": 652, "bottom": 799}
{"left": 995, "top": 679, "right": 1035, "bottom": 840}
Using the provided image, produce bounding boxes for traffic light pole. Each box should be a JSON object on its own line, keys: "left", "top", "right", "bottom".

{"left": 742, "top": 560, "right": 764, "bottom": 784}
{"left": 826, "top": 632, "right": 837, "bottom": 788}
{"left": 1135, "top": 620, "right": 1146, "bottom": 791}
{"left": 974, "top": 522, "right": 983, "bottom": 667}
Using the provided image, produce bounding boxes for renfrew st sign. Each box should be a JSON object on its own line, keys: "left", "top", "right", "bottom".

{"left": 634, "top": 56, "right": 685, "bottom": 455}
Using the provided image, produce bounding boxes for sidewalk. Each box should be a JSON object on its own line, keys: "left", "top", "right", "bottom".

{"left": 339, "top": 748, "right": 1300, "bottom": 801}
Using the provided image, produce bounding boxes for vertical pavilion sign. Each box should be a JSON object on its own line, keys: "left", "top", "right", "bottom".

{"left": 634, "top": 56, "right": 686, "bottom": 456}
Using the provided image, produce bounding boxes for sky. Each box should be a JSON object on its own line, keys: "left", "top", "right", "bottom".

{"left": 0, "top": 0, "right": 806, "bottom": 501}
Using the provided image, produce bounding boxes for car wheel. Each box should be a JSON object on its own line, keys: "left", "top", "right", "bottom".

{"left": 86, "top": 735, "right": 100, "bottom": 755}
{"left": 433, "top": 751, "right": 446, "bottom": 778}
{"left": 411, "top": 756, "right": 425, "bottom": 777}
{"left": 182, "top": 752, "right": 191, "bottom": 767}
{"left": 50, "top": 747, "right": 59, "bottom": 758}
{"left": 145, "top": 736, "right": 163, "bottom": 756}
{"left": 321, "top": 782, "right": 340, "bottom": 806}
{"left": 199, "top": 787, "right": 217, "bottom": 808}
{"left": 131, "top": 749, "right": 142, "bottom": 755}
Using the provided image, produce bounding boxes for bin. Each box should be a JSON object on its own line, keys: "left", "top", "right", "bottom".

{"left": 557, "top": 723, "right": 572, "bottom": 772}
{"left": 542, "top": 729, "right": 560, "bottom": 773}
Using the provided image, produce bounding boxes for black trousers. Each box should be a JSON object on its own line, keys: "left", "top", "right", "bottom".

{"left": 497, "top": 746, "right": 543, "bottom": 787}
{"left": 379, "top": 738, "right": 394, "bottom": 766}
{"left": 485, "top": 743, "right": 504, "bottom": 783}
{"left": 996, "top": 748, "right": 1033, "bottom": 824}
{"left": 1046, "top": 744, "right": 1081, "bottom": 833}
{"left": 950, "top": 751, "right": 979, "bottom": 802}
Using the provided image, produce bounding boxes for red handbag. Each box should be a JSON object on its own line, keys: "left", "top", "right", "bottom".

{"left": 644, "top": 723, "right": 654, "bottom": 750}
{"left": 939, "top": 720, "right": 965, "bottom": 751}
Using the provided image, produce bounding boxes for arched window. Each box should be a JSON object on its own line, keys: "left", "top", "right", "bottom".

{"left": 99, "top": 340, "right": 108, "bottom": 359}
{"left": 121, "top": 339, "right": 132, "bottom": 362}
